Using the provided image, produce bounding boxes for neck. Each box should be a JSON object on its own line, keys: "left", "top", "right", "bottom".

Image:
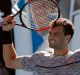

{"left": 54, "top": 48, "right": 68, "bottom": 56}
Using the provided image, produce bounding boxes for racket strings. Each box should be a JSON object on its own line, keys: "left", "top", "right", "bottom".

{"left": 21, "top": 0, "right": 60, "bottom": 31}
{"left": 31, "top": 0, "right": 58, "bottom": 29}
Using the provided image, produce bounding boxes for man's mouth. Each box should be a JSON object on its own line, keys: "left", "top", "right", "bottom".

{"left": 49, "top": 40, "right": 55, "bottom": 44}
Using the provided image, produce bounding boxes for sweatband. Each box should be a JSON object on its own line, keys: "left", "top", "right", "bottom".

{"left": 2, "top": 31, "right": 12, "bottom": 44}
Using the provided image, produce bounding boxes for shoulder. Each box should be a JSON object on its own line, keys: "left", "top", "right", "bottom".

{"left": 31, "top": 51, "right": 48, "bottom": 58}
{"left": 74, "top": 49, "right": 80, "bottom": 52}
{"left": 68, "top": 49, "right": 80, "bottom": 56}
{"left": 68, "top": 49, "right": 80, "bottom": 62}
{"left": 73, "top": 49, "right": 80, "bottom": 55}
{"left": 31, "top": 50, "right": 54, "bottom": 61}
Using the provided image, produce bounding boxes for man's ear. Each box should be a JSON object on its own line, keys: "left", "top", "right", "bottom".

{"left": 65, "top": 35, "right": 71, "bottom": 43}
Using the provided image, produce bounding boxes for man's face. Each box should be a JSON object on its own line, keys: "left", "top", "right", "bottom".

{"left": 48, "top": 26, "right": 67, "bottom": 49}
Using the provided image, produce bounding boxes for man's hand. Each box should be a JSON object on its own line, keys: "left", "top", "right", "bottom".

{"left": 2, "top": 16, "right": 16, "bottom": 31}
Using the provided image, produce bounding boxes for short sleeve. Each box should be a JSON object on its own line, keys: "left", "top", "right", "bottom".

{"left": 20, "top": 51, "right": 45, "bottom": 71}
{"left": 20, "top": 55, "right": 36, "bottom": 71}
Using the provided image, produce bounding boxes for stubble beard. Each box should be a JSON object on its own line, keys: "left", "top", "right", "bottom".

{"left": 49, "top": 41, "right": 65, "bottom": 51}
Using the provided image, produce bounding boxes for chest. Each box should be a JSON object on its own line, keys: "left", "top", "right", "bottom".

{"left": 36, "top": 63, "right": 80, "bottom": 75}
{"left": 34, "top": 54, "right": 80, "bottom": 75}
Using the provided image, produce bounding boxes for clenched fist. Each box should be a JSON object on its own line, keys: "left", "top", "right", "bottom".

{"left": 2, "top": 15, "right": 16, "bottom": 31}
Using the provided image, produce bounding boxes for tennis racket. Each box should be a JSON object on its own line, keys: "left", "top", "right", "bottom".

{"left": 12, "top": 0, "right": 60, "bottom": 31}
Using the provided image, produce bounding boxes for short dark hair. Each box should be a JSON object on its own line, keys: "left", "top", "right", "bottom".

{"left": 50, "top": 18, "right": 74, "bottom": 39}
{"left": 0, "top": 0, "right": 12, "bottom": 17}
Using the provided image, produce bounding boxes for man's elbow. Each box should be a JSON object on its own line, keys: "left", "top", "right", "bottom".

{"left": 4, "top": 61, "right": 13, "bottom": 68}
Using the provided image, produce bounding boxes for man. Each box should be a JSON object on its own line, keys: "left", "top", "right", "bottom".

{"left": 3, "top": 15, "right": 80, "bottom": 75}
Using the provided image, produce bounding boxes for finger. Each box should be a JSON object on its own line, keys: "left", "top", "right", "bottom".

{"left": 2, "top": 16, "right": 9, "bottom": 25}
{"left": 3, "top": 15, "right": 14, "bottom": 25}
{"left": 11, "top": 20, "right": 16, "bottom": 24}
{"left": 2, "top": 16, "right": 16, "bottom": 31}
{"left": 6, "top": 16, "right": 13, "bottom": 24}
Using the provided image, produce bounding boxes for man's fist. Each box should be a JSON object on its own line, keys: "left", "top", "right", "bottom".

{"left": 2, "top": 16, "right": 16, "bottom": 31}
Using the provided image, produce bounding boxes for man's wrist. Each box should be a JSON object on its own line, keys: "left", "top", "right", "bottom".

{"left": 2, "top": 31, "right": 13, "bottom": 44}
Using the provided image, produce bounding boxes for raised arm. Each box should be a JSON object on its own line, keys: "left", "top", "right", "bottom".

{"left": 2, "top": 16, "right": 23, "bottom": 69}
